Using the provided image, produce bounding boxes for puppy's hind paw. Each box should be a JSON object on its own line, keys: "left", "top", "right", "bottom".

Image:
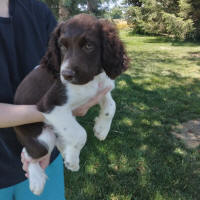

{"left": 29, "top": 163, "right": 47, "bottom": 195}
{"left": 29, "top": 171, "right": 47, "bottom": 195}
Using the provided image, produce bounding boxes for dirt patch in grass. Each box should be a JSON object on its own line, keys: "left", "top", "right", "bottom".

{"left": 189, "top": 52, "right": 200, "bottom": 58}
{"left": 172, "top": 120, "right": 200, "bottom": 149}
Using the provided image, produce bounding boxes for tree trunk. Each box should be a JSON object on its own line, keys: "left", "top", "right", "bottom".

{"left": 87, "top": 0, "right": 98, "bottom": 14}
{"left": 59, "top": 0, "right": 69, "bottom": 21}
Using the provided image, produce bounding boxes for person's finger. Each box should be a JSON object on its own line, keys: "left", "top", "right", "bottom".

{"left": 89, "top": 86, "right": 112, "bottom": 105}
{"left": 22, "top": 161, "right": 29, "bottom": 172}
{"left": 72, "top": 86, "right": 112, "bottom": 116}
{"left": 99, "top": 86, "right": 112, "bottom": 96}
{"left": 96, "top": 86, "right": 112, "bottom": 99}
{"left": 72, "top": 108, "right": 88, "bottom": 116}
{"left": 21, "top": 152, "right": 25, "bottom": 162}
{"left": 40, "top": 159, "right": 49, "bottom": 169}
{"left": 21, "top": 155, "right": 25, "bottom": 164}
{"left": 39, "top": 155, "right": 50, "bottom": 169}
{"left": 21, "top": 151, "right": 33, "bottom": 163}
{"left": 21, "top": 152, "right": 29, "bottom": 172}
{"left": 98, "top": 82, "right": 103, "bottom": 89}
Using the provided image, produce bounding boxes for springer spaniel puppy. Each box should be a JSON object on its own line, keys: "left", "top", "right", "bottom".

{"left": 14, "top": 14, "right": 129, "bottom": 195}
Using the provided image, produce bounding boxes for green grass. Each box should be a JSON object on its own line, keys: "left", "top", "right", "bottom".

{"left": 64, "top": 31, "right": 200, "bottom": 200}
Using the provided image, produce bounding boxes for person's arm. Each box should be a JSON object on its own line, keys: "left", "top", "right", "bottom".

{"left": 0, "top": 104, "right": 44, "bottom": 128}
{"left": 0, "top": 87, "right": 111, "bottom": 128}
{"left": 72, "top": 86, "right": 111, "bottom": 116}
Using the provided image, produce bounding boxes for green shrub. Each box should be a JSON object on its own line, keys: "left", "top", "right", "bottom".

{"left": 125, "top": 6, "right": 146, "bottom": 34}
{"left": 125, "top": 5, "right": 194, "bottom": 40}
{"left": 162, "top": 12, "right": 194, "bottom": 40}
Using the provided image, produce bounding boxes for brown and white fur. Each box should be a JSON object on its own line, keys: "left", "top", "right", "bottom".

{"left": 14, "top": 14, "right": 129, "bottom": 195}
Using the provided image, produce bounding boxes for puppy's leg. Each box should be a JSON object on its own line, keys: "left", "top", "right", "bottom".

{"left": 94, "top": 92, "right": 116, "bottom": 141}
{"left": 44, "top": 105, "right": 87, "bottom": 172}
{"left": 24, "top": 127, "right": 56, "bottom": 195}
{"left": 23, "top": 149, "right": 47, "bottom": 196}
{"left": 55, "top": 114, "right": 87, "bottom": 172}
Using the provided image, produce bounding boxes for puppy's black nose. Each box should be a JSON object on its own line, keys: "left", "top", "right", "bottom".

{"left": 61, "top": 69, "right": 75, "bottom": 80}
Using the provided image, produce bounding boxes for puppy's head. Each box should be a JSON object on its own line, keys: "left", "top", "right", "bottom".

{"left": 41, "top": 14, "right": 129, "bottom": 84}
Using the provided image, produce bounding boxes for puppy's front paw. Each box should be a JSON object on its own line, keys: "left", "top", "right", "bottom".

{"left": 63, "top": 148, "right": 80, "bottom": 172}
{"left": 64, "top": 160, "right": 80, "bottom": 172}
{"left": 94, "top": 117, "right": 110, "bottom": 141}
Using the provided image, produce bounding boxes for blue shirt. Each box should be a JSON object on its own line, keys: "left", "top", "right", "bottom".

{"left": 0, "top": 0, "right": 58, "bottom": 188}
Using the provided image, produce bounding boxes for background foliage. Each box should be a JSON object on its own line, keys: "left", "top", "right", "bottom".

{"left": 124, "top": 0, "right": 198, "bottom": 40}
{"left": 41, "top": 0, "right": 200, "bottom": 41}
{"left": 41, "top": 0, "right": 115, "bottom": 19}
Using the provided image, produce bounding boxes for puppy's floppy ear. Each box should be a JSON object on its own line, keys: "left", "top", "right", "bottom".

{"left": 99, "top": 19, "right": 129, "bottom": 79}
{"left": 40, "top": 23, "right": 64, "bottom": 77}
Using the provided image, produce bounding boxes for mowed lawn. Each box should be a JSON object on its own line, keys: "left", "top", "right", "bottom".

{"left": 64, "top": 31, "right": 200, "bottom": 200}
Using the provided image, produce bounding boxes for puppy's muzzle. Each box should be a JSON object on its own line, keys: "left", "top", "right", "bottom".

{"left": 61, "top": 69, "right": 75, "bottom": 81}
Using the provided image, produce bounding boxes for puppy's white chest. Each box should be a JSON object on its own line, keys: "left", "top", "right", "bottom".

{"left": 66, "top": 72, "right": 114, "bottom": 110}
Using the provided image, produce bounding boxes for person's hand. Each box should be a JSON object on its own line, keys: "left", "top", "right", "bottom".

{"left": 21, "top": 152, "right": 50, "bottom": 178}
{"left": 72, "top": 86, "right": 112, "bottom": 116}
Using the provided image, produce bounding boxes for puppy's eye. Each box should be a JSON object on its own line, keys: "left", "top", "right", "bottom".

{"left": 60, "top": 45, "right": 68, "bottom": 52}
{"left": 83, "top": 43, "right": 94, "bottom": 52}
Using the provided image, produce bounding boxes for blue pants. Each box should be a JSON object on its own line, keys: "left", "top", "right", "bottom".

{"left": 0, "top": 154, "right": 66, "bottom": 200}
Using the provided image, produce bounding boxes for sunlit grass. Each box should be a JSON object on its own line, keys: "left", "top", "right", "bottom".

{"left": 64, "top": 31, "right": 200, "bottom": 200}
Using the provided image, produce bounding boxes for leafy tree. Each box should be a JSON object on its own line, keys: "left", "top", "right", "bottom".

{"left": 41, "top": 0, "right": 59, "bottom": 18}
{"left": 179, "top": 0, "right": 192, "bottom": 19}
{"left": 87, "top": 0, "right": 98, "bottom": 14}
{"left": 109, "top": 7, "right": 123, "bottom": 19}
{"left": 125, "top": 0, "right": 195, "bottom": 40}
{"left": 123, "top": 0, "right": 142, "bottom": 6}
{"left": 62, "top": 0, "right": 81, "bottom": 17}
{"left": 187, "top": 0, "right": 200, "bottom": 39}
{"left": 156, "top": 0, "right": 180, "bottom": 14}
{"left": 42, "top": 0, "right": 117, "bottom": 19}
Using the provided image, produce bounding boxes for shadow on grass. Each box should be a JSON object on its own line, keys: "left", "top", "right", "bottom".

{"left": 143, "top": 37, "right": 200, "bottom": 47}
{"left": 183, "top": 52, "right": 200, "bottom": 66}
{"left": 128, "top": 49, "right": 200, "bottom": 76}
{"left": 64, "top": 44, "right": 200, "bottom": 200}
{"left": 124, "top": 30, "right": 200, "bottom": 47}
